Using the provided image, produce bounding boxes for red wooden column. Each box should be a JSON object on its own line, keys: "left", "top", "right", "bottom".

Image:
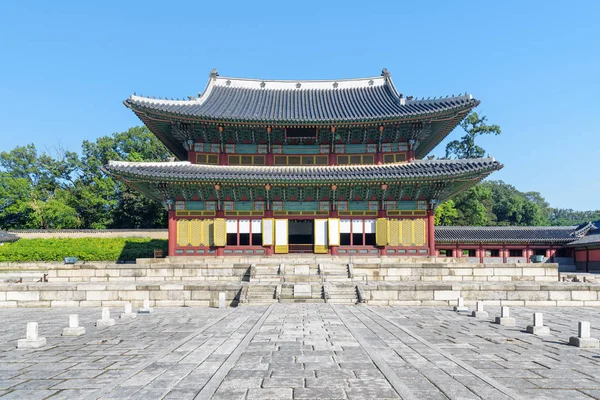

{"left": 330, "top": 209, "right": 338, "bottom": 256}
{"left": 265, "top": 210, "right": 274, "bottom": 255}
{"left": 426, "top": 209, "right": 435, "bottom": 256}
{"left": 168, "top": 210, "right": 177, "bottom": 256}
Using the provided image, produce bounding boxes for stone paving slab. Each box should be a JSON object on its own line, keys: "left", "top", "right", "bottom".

{"left": 0, "top": 305, "right": 600, "bottom": 398}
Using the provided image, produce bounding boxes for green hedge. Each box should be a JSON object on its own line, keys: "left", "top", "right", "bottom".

{"left": 0, "top": 238, "right": 168, "bottom": 262}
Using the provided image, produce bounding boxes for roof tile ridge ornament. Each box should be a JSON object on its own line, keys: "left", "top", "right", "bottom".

{"left": 381, "top": 67, "right": 404, "bottom": 105}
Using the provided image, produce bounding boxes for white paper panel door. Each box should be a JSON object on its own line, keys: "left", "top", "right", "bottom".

{"left": 340, "top": 219, "right": 351, "bottom": 233}
{"left": 364, "top": 220, "right": 376, "bottom": 233}
{"left": 314, "top": 219, "right": 327, "bottom": 246}
{"left": 352, "top": 219, "right": 363, "bottom": 233}
{"left": 251, "top": 220, "right": 262, "bottom": 233}
{"left": 226, "top": 220, "right": 238, "bottom": 233}
{"left": 328, "top": 219, "right": 340, "bottom": 246}
{"left": 239, "top": 220, "right": 250, "bottom": 233}
{"left": 262, "top": 219, "right": 274, "bottom": 245}
{"left": 275, "top": 220, "right": 288, "bottom": 246}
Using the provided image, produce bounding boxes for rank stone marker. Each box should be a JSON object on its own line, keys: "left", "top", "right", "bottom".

{"left": 138, "top": 299, "right": 153, "bottom": 314}
{"left": 96, "top": 308, "right": 116, "bottom": 327}
{"left": 526, "top": 312, "right": 550, "bottom": 336}
{"left": 17, "top": 322, "right": 47, "bottom": 349}
{"left": 453, "top": 297, "right": 468, "bottom": 312}
{"left": 218, "top": 292, "right": 226, "bottom": 309}
{"left": 495, "top": 306, "right": 516, "bottom": 326}
{"left": 471, "top": 301, "right": 488, "bottom": 318}
{"left": 62, "top": 314, "right": 86, "bottom": 336}
{"left": 120, "top": 303, "right": 137, "bottom": 319}
{"left": 569, "top": 321, "right": 600, "bottom": 348}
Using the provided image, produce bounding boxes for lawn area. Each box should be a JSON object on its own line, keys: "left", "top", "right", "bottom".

{"left": 0, "top": 238, "right": 168, "bottom": 262}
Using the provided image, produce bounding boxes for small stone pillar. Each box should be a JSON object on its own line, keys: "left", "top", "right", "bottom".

{"left": 96, "top": 308, "right": 116, "bottom": 327}
{"left": 219, "top": 292, "right": 226, "bottom": 309}
{"left": 494, "top": 307, "right": 515, "bottom": 326}
{"left": 17, "top": 322, "right": 47, "bottom": 349}
{"left": 569, "top": 321, "right": 600, "bottom": 348}
{"left": 62, "top": 314, "right": 86, "bottom": 336}
{"left": 453, "top": 297, "right": 468, "bottom": 312}
{"left": 471, "top": 301, "right": 488, "bottom": 318}
{"left": 120, "top": 303, "right": 137, "bottom": 319}
{"left": 526, "top": 313, "right": 550, "bottom": 336}
{"left": 138, "top": 299, "right": 153, "bottom": 314}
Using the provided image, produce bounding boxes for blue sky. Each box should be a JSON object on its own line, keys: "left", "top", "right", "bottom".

{"left": 1, "top": 1, "right": 598, "bottom": 210}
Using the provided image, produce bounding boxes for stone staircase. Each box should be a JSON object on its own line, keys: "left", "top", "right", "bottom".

{"left": 242, "top": 284, "right": 278, "bottom": 306}
{"left": 279, "top": 283, "right": 325, "bottom": 303}
{"left": 326, "top": 283, "right": 359, "bottom": 304}
{"left": 320, "top": 263, "right": 351, "bottom": 282}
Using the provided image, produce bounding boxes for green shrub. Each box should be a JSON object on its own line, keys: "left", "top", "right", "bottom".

{"left": 0, "top": 238, "right": 168, "bottom": 262}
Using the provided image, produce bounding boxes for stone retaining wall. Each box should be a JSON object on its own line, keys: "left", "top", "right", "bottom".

{"left": 0, "top": 281, "right": 598, "bottom": 308}
{"left": 0, "top": 260, "right": 558, "bottom": 283}
{"left": 361, "top": 282, "right": 600, "bottom": 307}
{"left": 353, "top": 262, "right": 557, "bottom": 282}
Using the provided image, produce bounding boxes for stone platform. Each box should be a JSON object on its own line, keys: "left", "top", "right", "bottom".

{"left": 1, "top": 305, "right": 600, "bottom": 399}
{"left": 2, "top": 257, "right": 598, "bottom": 308}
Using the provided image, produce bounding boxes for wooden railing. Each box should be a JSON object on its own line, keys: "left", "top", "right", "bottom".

{"left": 289, "top": 244, "right": 314, "bottom": 253}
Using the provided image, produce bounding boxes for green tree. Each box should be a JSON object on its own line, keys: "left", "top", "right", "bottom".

{"left": 445, "top": 112, "right": 501, "bottom": 159}
{"left": 79, "top": 126, "right": 172, "bottom": 229}
{"left": 434, "top": 200, "right": 458, "bottom": 226}
{"left": 35, "top": 190, "right": 81, "bottom": 229}
{"left": 452, "top": 185, "right": 495, "bottom": 225}
{"left": 0, "top": 174, "right": 38, "bottom": 229}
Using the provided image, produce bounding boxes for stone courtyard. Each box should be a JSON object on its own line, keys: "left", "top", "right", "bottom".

{"left": 1, "top": 305, "right": 600, "bottom": 399}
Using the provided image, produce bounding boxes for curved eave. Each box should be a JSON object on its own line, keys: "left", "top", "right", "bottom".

{"left": 105, "top": 159, "right": 502, "bottom": 187}
{"left": 124, "top": 97, "right": 479, "bottom": 127}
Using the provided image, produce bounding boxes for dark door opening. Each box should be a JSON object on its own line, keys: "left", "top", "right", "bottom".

{"left": 289, "top": 220, "right": 314, "bottom": 253}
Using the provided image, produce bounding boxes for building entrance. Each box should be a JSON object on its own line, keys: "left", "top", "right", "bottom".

{"left": 289, "top": 220, "right": 314, "bottom": 253}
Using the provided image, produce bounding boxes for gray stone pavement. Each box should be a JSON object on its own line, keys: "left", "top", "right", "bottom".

{"left": 0, "top": 305, "right": 600, "bottom": 399}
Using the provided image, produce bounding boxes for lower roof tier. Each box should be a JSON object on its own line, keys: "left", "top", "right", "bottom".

{"left": 105, "top": 158, "right": 502, "bottom": 205}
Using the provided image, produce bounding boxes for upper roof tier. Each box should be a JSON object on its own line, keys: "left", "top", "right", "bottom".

{"left": 125, "top": 69, "right": 478, "bottom": 125}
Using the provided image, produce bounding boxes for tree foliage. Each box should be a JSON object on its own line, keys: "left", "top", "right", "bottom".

{"left": 435, "top": 180, "right": 597, "bottom": 227}
{"left": 0, "top": 127, "right": 172, "bottom": 230}
{"left": 445, "top": 112, "right": 501, "bottom": 159}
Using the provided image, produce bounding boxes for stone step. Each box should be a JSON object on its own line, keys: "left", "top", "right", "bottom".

{"left": 279, "top": 298, "right": 326, "bottom": 303}
{"left": 248, "top": 293, "right": 275, "bottom": 299}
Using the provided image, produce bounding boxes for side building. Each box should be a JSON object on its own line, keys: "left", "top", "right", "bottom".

{"left": 106, "top": 69, "right": 502, "bottom": 256}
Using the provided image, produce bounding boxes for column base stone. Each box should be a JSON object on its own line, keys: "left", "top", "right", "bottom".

{"left": 62, "top": 327, "right": 86, "bottom": 336}
{"left": 495, "top": 317, "right": 516, "bottom": 326}
{"left": 96, "top": 319, "right": 115, "bottom": 327}
{"left": 17, "top": 337, "right": 46, "bottom": 349}
{"left": 471, "top": 311, "right": 488, "bottom": 318}
{"left": 569, "top": 337, "right": 600, "bottom": 348}
{"left": 526, "top": 325, "right": 550, "bottom": 336}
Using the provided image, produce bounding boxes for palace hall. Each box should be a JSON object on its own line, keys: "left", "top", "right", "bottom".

{"left": 106, "top": 69, "right": 503, "bottom": 257}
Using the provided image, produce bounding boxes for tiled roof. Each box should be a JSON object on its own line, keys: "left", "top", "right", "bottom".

{"left": 105, "top": 158, "right": 502, "bottom": 184}
{"left": 567, "top": 226, "right": 600, "bottom": 247}
{"left": 0, "top": 231, "right": 18, "bottom": 243}
{"left": 435, "top": 226, "right": 580, "bottom": 244}
{"left": 125, "top": 69, "right": 479, "bottom": 124}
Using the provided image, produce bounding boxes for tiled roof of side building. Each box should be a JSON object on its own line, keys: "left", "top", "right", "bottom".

{"left": 125, "top": 69, "right": 479, "bottom": 124}
{"left": 105, "top": 158, "right": 502, "bottom": 184}
{"left": 566, "top": 222, "right": 600, "bottom": 247}
{"left": 435, "top": 226, "right": 581, "bottom": 244}
{"left": 0, "top": 230, "right": 19, "bottom": 243}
